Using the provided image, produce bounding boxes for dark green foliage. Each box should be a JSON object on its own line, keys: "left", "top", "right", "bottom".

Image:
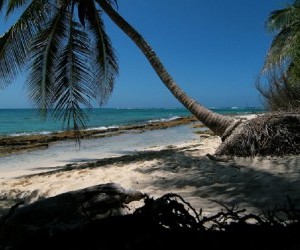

{"left": 263, "top": 0, "right": 300, "bottom": 79}
{"left": 259, "top": 0, "right": 300, "bottom": 111}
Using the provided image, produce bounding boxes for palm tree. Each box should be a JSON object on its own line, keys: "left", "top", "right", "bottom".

{"left": 0, "top": 0, "right": 239, "bottom": 139}
{"left": 97, "top": 0, "right": 240, "bottom": 138}
{"left": 263, "top": 0, "right": 300, "bottom": 79}
{"left": 0, "top": 0, "right": 118, "bottom": 138}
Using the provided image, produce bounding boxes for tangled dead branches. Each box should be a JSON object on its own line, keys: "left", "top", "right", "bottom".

{"left": 133, "top": 193, "right": 204, "bottom": 231}
{"left": 137, "top": 194, "right": 300, "bottom": 230}
{"left": 1, "top": 192, "right": 300, "bottom": 250}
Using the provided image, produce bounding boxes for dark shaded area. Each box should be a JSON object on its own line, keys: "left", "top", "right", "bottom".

{"left": 0, "top": 192, "right": 299, "bottom": 250}
{"left": 134, "top": 151, "right": 300, "bottom": 213}
{"left": 217, "top": 112, "right": 300, "bottom": 156}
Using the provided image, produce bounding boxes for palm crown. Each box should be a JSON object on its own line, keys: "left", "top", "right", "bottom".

{"left": 263, "top": 0, "right": 300, "bottom": 79}
{"left": 0, "top": 0, "right": 118, "bottom": 135}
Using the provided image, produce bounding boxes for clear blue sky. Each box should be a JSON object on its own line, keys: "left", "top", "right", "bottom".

{"left": 0, "top": 0, "right": 289, "bottom": 109}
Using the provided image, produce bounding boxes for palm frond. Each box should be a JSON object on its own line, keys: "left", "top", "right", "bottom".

{"left": 0, "top": 0, "right": 7, "bottom": 12}
{"left": 5, "top": 0, "right": 30, "bottom": 18}
{"left": 263, "top": 23, "right": 300, "bottom": 72}
{"left": 77, "top": 0, "right": 118, "bottom": 25}
{"left": 84, "top": 0, "right": 118, "bottom": 105}
{"left": 263, "top": 28, "right": 293, "bottom": 71}
{"left": 0, "top": 0, "right": 51, "bottom": 88}
{"left": 266, "top": 0, "right": 300, "bottom": 32}
{"left": 263, "top": 0, "right": 300, "bottom": 75}
{"left": 106, "top": 0, "right": 118, "bottom": 9}
{"left": 52, "top": 19, "right": 94, "bottom": 138}
{"left": 26, "top": 5, "right": 69, "bottom": 115}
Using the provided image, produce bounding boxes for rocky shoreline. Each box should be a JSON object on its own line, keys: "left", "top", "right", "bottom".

{"left": 0, "top": 116, "right": 202, "bottom": 156}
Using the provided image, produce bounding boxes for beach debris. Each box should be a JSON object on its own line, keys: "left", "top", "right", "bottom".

{"left": 206, "top": 153, "right": 232, "bottom": 162}
{"left": 216, "top": 112, "right": 300, "bottom": 156}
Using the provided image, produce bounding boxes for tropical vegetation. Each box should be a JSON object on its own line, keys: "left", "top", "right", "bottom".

{"left": 0, "top": 0, "right": 118, "bottom": 137}
{"left": 257, "top": 0, "right": 300, "bottom": 111}
{"left": 256, "top": 69, "right": 300, "bottom": 111}
{"left": 263, "top": 0, "right": 300, "bottom": 79}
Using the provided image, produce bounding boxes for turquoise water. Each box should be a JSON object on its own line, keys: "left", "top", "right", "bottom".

{"left": 0, "top": 107, "right": 264, "bottom": 136}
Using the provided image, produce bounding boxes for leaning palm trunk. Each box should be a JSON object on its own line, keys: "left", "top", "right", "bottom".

{"left": 99, "top": 0, "right": 240, "bottom": 137}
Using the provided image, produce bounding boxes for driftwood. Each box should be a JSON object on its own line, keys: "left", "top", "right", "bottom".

{"left": 0, "top": 183, "right": 145, "bottom": 249}
{"left": 217, "top": 112, "right": 300, "bottom": 156}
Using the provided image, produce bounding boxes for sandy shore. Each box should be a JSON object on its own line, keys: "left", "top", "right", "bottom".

{"left": 1, "top": 117, "right": 300, "bottom": 218}
{"left": 0, "top": 113, "right": 299, "bottom": 218}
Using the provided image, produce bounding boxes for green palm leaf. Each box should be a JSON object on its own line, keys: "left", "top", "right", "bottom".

{"left": 263, "top": 26, "right": 299, "bottom": 71}
{"left": 266, "top": 4, "right": 300, "bottom": 32}
{"left": 52, "top": 18, "right": 95, "bottom": 138}
{"left": 263, "top": 0, "right": 300, "bottom": 77}
{"left": 0, "top": 0, "right": 50, "bottom": 88}
{"left": 81, "top": 0, "right": 118, "bottom": 105}
{"left": 5, "top": 0, "right": 30, "bottom": 17}
{"left": 26, "top": 6, "right": 69, "bottom": 114}
{"left": 1, "top": 0, "right": 118, "bottom": 137}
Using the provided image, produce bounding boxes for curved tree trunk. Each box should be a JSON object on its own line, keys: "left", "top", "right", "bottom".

{"left": 99, "top": 0, "right": 240, "bottom": 137}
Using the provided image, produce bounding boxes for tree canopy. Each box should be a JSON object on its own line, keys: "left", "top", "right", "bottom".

{"left": 0, "top": 0, "right": 118, "bottom": 136}
{"left": 258, "top": 0, "right": 300, "bottom": 111}
{"left": 263, "top": 0, "right": 300, "bottom": 79}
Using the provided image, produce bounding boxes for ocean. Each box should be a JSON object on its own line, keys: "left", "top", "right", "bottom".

{"left": 0, "top": 107, "right": 264, "bottom": 136}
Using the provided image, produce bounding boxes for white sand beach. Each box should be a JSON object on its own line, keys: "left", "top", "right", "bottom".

{"left": 1, "top": 114, "right": 300, "bottom": 217}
